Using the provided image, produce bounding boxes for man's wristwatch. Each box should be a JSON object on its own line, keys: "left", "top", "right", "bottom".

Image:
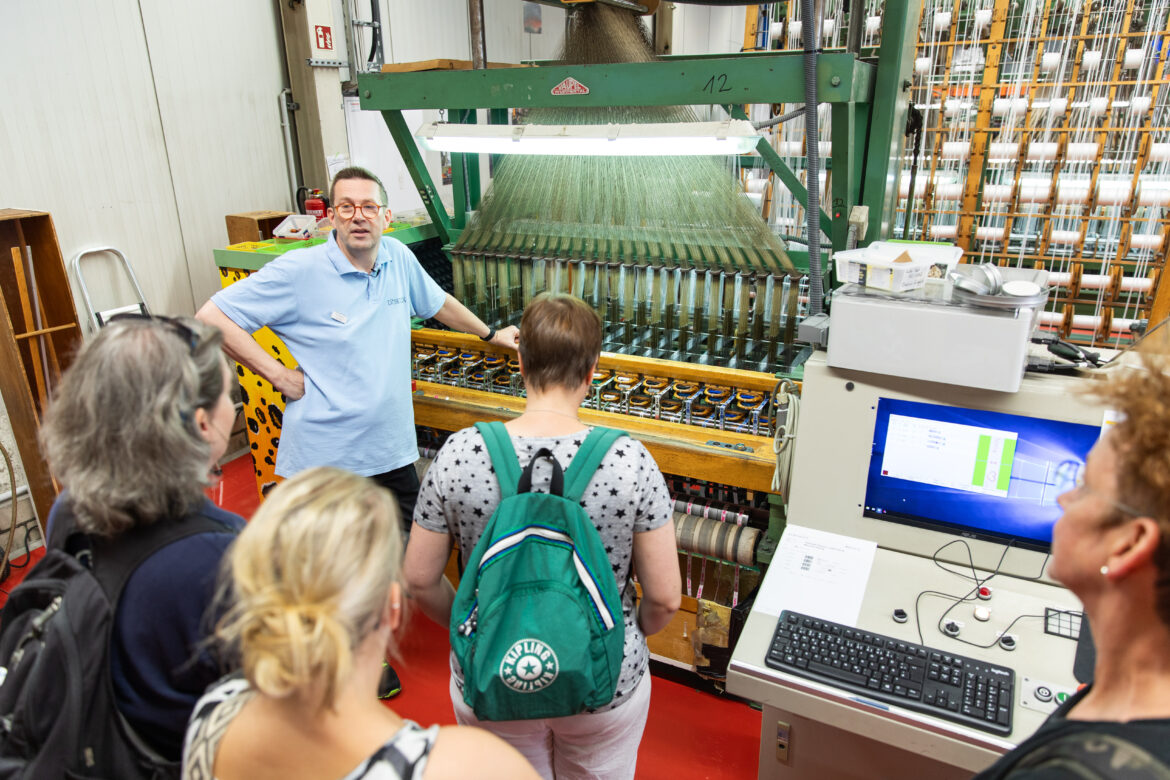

{"left": 480, "top": 327, "right": 496, "bottom": 342}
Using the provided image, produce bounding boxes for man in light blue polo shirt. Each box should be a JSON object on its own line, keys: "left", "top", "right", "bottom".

{"left": 197, "top": 167, "right": 518, "bottom": 525}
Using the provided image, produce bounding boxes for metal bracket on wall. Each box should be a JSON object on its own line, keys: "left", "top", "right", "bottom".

{"left": 306, "top": 58, "right": 347, "bottom": 68}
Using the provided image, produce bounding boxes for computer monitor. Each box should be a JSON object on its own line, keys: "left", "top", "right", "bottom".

{"left": 786, "top": 354, "right": 1108, "bottom": 579}
{"left": 863, "top": 397, "right": 1102, "bottom": 551}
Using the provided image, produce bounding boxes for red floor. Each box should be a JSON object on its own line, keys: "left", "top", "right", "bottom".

{"left": 2, "top": 454, "right": 762, "bottom": 777}
{"left": 394, "top": 605, "right": 763, "bottom": 779}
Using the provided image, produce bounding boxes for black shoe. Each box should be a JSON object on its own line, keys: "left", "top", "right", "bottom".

{"left": 378, "top": 661, "right": 402, "bottom": 699}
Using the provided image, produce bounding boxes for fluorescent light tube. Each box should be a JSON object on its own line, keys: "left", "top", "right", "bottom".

{"left": 414, "top": 120, "right": 762, "bottom": 156}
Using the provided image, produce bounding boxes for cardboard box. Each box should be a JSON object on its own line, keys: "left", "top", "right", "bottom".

{"left": 225, "top": 210, "right": 292, "bottom": 244}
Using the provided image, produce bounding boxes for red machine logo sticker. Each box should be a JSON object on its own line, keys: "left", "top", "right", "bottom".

{"left": 551, "top": 77, "right": 590, "bottom": 96}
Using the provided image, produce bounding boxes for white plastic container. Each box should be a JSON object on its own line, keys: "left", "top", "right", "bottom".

{"left": 272, "top": 214, "right": 319, "bottom": 239}
{"left": 835, "top": 248, "right": 927, "bottom": 293}
{"left": 835, "top": 241, "right": 963, "bottom": 294}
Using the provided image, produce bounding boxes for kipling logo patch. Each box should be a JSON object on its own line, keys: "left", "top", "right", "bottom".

{"left": 499, "top": 638, "right": 559, "bottom": 693}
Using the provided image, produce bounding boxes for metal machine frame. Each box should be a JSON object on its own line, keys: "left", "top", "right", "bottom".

{"left": 355, "top": 0, "right": 924, "bottom": 261}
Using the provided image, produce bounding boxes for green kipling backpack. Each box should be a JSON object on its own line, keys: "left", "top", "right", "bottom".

{"left": 450, "top": 422, "right": 627, "bottom": 721}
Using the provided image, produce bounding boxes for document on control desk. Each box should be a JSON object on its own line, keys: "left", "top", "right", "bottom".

{"left": 757, "top": 525, "right": 877, "bottom": 626}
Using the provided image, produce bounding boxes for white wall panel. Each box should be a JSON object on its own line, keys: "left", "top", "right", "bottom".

{"left": 383, "top": 0, "right": 473, "bottom": 64}
{"left": 0, "top": 0, "right": 190, "bottom": 320}
{"left": 485, "top": 1, "right": 567, "bottom": 63}
{"left": 0, "top": 0, "right": 290, "bottom": 320}
{"left": 138, "top": 0, "right": 293, "bottom": 307}
{"left": 380, "top": 0, "right": 565, "bottom": 65}
{"left": 673, "top": 5, "right": 746, "bottom": 56}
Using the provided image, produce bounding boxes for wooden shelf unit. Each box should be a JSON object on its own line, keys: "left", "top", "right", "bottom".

{"left": 0, "top": 210, "right": 83, "bottom": 531}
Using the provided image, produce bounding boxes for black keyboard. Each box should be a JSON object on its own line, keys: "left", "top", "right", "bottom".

{"left": 765, "top": 610, "right": 1015, "bottom": 736}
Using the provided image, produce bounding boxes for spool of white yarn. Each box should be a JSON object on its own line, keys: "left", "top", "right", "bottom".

{"left": 915, "top": 56, "right": 932, "bottom": 74}
{"left": 1138, "top": 180, "right": 1170, "bottom": 206}
{"left": 988, "top": 142, "right": 1020, "bottom": 160}
{"left": 1129, "top": 95, "right": 1152, "bottom": 115}
{"left": 1040, "top": 52, "right": 1062, "bottom": 72}
{"left": 1049, "top": 230, "right": 1081, "bottom": 245}
{"left": 769, "top": 25, "right": 784, "bottom": 43}
{"left": 1017, "top": 180, "right": 1052, "bottom": 203}
{"left": 745, "top": 178, "right": 769, "bottom": 194}
{"left": 974, "top": 9, "right": 992, "bottom": 28}
{"left": 1122, "top": 48, "right": 1144, "bottom": 70}
{"left": 1087, "top": 97, "right": 1109, "bottom": 116}
{"left": 1026, "top": 142, "right": 1059, "bottom": 161}
{"left": 866, "top": 15, "right": 882, "bottom": 34}
{"left": 933, "top": 11, "right": 952, "bottom": 31}
{"left": 992, "top": 97, "right": 1028, "bottom": 116}
{"left": 944, "top": 99, "right": 965, "bottom": 116}
{"left": 1118, "top": 276, "right": 1153, "bottom": 293}
{"left": 942, "top": 141, "right": 970, "bottom": 159}
{"left": 1130, "top": 233, "right": 1164, "bottom": 250}
{"left": 777, "top": 140, "right": 804, "bottom": 156}
{"left": 975, "top": 225, "right": 1005, "bottom": 242}
{"left": 788, "top": 21, "right": 802, "bottom": 40}
{"left": 822, "top": 19, "right": 836, "bottom": 38}
{"left": 1066, "top": 142, "right": 1100, "bottom": 161}
{"left": 1097, "top": 181, "right": 1132, "bottom": 206}
{"left": 898, "top": 177, "right": 928, "bottom": 197}
{"left": 1047, "top": 97, "right": 1069, "bottom": 115}
{"left": 982, "top": 184, "right": 1013, "bottom": 203}
{"left": 934, "top": 182, "right": 964, "bottom": 200}
{"left": 1149, "top": 143, "right": 1170, "bottom": 163}
{"left": 930, "top": 224, "right": 958, "bottom": 239}
{"left": 746, "top": 192, "right": 765, "bottom": 209}
{"left": 1057, "top": 182, "right": 1091, "bottom": 204}
{"left": 1082, "top": 50, "right": 1102, "bottom": 70}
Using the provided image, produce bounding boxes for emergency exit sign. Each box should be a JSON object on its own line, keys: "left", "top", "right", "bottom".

{"left": 315, "top": 25, "right": 333, "bottom": 50}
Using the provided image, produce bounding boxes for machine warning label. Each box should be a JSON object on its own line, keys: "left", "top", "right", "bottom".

{"left": 551, "top": 77, "right": 590, "bottom": 96}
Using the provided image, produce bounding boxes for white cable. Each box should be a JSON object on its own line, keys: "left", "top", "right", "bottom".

{"left": 772, "top": 380, "right": 801, "bottom": 497}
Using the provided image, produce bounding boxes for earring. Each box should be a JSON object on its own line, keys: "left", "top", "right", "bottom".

{"left": 1100, "top": 565, "right": 1110, "bottom": 576}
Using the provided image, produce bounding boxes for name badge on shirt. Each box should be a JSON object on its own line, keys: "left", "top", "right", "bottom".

{"left": 331, "top": 311, "right": 348, "bottom": 324}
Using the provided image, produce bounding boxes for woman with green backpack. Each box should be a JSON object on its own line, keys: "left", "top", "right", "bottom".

{"left": 404, "top": 293, "right": 681, "bottom": 780}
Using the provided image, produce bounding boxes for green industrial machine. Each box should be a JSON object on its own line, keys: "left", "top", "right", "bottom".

{"left": 356, "top": 1, "right": 923, "bottom": 264}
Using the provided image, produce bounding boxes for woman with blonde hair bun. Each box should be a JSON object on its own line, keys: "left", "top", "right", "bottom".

{"left": 182, "top": 467, "right": 538, "bottom": 780}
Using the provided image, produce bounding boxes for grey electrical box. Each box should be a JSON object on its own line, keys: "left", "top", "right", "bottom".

{"left": 798, "top": 312, "right": 830, "bottom": 348}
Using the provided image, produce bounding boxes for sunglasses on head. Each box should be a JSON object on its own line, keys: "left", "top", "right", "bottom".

{"left": 108, "top": 313, "right": 201, "bottom": 355}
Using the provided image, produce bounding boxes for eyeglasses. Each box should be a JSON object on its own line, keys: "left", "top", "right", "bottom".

{"left": 108, "top": 313, "right": 200, "bottom": 356}
{"left": 1071, "top": 471, "right": 1147, "bottom": 518}
{"left": 333, "top": 202, "right": 383, "bottom": 220}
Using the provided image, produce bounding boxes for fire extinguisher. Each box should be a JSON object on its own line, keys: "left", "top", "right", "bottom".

{"left": 296, "top": 187, "right": 330, "bottom": 220}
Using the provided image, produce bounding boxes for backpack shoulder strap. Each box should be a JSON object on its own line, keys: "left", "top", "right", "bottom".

{"left": 563, "top": 427, "right": 628, "bottom": 503}
{"left": 1014, "top": 730, "right": 1170, "bottom": 780}
{"left": 474, "top": 421, "right": 521, "bottom": 500}
{"left": 89, "top": 506, "right": 237, "bottom": 605}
